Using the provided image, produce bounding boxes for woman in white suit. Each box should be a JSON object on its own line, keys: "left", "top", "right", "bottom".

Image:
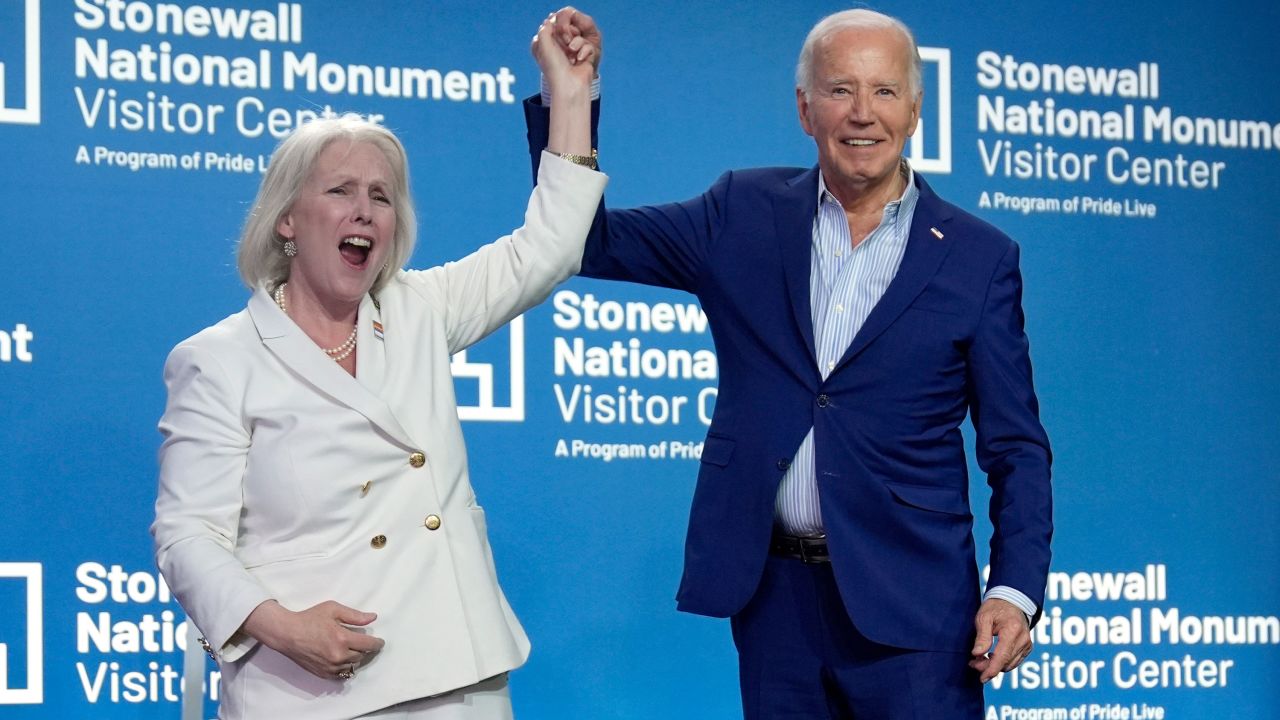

{"left": 152, "top": 11, "right": 603, "bottom": 719}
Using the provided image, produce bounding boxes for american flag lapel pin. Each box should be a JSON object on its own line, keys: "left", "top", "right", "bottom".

{"left": 930, "top": 227, "right": 944, "bottom": 239}
{"left": 373, "top": 320, "right": 385, "bottom": 341}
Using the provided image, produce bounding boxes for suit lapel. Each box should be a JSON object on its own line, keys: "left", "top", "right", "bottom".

{"left": 774, "top": 167, "right": 820, "bottom": 367}
{"left": 249, "top": 289, "right": 416, "bottom": 449}
{"left": 354, "top": 293, "right": 387, "bottom": 395}
{"left": 834, "top": 175, "right": 956, "bottom": 371}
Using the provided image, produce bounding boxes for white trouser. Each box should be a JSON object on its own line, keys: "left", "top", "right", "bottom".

{"left": 356, "top": 674, "right": 513, "bottom": 720}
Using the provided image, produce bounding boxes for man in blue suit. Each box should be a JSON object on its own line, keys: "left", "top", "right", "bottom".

{"left": 529, "top": 7, "right": 1052, "bottom": 717}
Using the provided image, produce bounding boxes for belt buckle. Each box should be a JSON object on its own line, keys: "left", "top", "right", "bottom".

{"left": 798, "top": 535, "right": 827, "bottom": 563}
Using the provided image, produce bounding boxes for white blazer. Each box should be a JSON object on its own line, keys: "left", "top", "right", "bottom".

{"left": 152, "top": 155, "right": 607, "bottom": 719}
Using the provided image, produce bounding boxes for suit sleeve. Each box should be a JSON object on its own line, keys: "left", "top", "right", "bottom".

{"left": 967, "top": 241, "right": 1053, "bottom": 618}
{"left": 151, "top": 343, "right": 270, "bottom": 662}
{"left": 524, "top": 94, "right": 723, "bottom": 294}
{"left": 399, "top": 152, "right": 608, "bottom": 355}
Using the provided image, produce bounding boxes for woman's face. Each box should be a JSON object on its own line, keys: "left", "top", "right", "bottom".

{"left": 276, "top": 139, "right": 396, "bottom": 307}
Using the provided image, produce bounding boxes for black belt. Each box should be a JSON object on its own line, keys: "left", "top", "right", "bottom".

{"left": 769, "top": 529, "right": 830, "bottom": 563}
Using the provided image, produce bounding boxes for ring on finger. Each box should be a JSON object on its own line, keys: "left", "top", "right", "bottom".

{"left": 337, "top": 665, "right": 356, "bottom": 680}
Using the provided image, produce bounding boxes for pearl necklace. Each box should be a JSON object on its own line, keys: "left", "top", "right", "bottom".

{"left": 273, "top": 283, "right": 358, "bottom": 363}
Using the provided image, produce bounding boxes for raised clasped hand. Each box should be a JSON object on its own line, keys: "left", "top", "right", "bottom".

{"left": 531, "top": 6, "right": 602, "bottom": 93}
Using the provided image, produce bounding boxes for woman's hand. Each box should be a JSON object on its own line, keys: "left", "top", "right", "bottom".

{"left": 242, "top": 599, "right": 385, "bottom": 680}
{"left": 532, "top": 6, "right": 601, "bottom": 87}
{"left": 531, "top": 7, "right": 600, "bottom": 157}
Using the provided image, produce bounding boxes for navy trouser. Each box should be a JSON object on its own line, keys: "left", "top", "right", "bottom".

{"left": 731, "top": 555, "right": 983, "bottom": 719}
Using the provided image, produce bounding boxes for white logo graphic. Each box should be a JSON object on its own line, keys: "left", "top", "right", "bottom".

{"left": 0, "top": 0, "right": 40, "bottom": 125}
{"left": 451, "top": 315, "right": 525, "bottom": 422}
{"left": 0, "top": 563, "right": 43, "bottom": 704}
{"left": 910, "top": 47, "right": 951, "bottom": 174}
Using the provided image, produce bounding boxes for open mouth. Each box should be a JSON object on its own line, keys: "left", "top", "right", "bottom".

{"left": 339, "top": 236, "right": 373, "bottom": 268}
{"left": 843, "top": 138, "right": 880, "bottom": 147}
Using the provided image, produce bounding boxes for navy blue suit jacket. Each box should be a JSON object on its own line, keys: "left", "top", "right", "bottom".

{"left": 526, "top": 98, "right": 1052, "bottom": 652}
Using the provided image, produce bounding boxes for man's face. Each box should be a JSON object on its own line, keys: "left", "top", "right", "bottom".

{"left": 797, "top": 26, "right": 921, "bottom": 206}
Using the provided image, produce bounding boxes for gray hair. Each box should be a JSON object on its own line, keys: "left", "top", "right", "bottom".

{"left": 236, "top": 113, "right": 417, "bottom": 294}
{"left": 795, "top": 8, "right": 923, "bottom": 99}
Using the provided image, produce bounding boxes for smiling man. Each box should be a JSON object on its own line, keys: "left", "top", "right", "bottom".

{"left": 528, "top": 7, "right": 1053, "bottom": 717}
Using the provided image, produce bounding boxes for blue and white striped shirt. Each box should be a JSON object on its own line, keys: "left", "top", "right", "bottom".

{"left": 773, "top": 165, "right": 1035, "bottom": 619}
{"left": 774, "top": 167, "right": 917, "bottom": 535}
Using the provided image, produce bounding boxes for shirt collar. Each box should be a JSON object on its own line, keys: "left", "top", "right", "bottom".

{"left": 816, "top": 158, "right": 917, "bottom": 219}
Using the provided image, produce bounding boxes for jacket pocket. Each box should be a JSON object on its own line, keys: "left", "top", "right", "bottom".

{"left": 884, "top": 481, "right": 971, "bottom": 517}
{"left": 700, "top": 435, "right": 736, "bottom": 467}
{"left": 905, "top": 300, "right": 961, "bottom": 317}
{"left": 240, "top": 549, "right": 328, "bottom": 570}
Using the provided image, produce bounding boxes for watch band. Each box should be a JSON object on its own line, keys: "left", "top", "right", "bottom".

{"left": 554, "top": 148, "right": 599, "bottom": 170}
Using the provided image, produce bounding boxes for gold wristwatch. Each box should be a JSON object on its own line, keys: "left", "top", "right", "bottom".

{"left": 554, "top": 148, "right": 599, "bottom": 170}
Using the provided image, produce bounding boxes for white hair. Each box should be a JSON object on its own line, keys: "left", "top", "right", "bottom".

{"left": 795, "top": 8, "right": 923, "bottom": 99}
{"left": 236, "top": 113, "right": 417, "bottom": 294}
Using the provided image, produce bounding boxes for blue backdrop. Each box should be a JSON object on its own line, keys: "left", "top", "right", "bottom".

{"left": 2, "top": 1, "right": 1278, "bottom": 717}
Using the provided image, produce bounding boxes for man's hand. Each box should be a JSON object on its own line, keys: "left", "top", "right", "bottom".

{"left": 242, "top": 599, "right": 385, "bottom": 680}
{"left": 551, "top": 6, "right": 603, "bottom": 74}
{"left": 969, "top": 598, "right": 1032, "bottom": 682}
{"left": 531, "top": 7, "right": 601, "bottom": 93}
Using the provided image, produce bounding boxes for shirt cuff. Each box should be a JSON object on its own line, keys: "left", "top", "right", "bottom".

{"left": 984, "top": 585, "right": 1037, "bottom": 625}
{"left": 541, "top": 73, "right": 601, "bottom": 105}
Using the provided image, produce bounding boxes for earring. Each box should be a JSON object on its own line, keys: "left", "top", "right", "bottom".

{"left": 282, "top": 239, "right": 298, "bottom": 257}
